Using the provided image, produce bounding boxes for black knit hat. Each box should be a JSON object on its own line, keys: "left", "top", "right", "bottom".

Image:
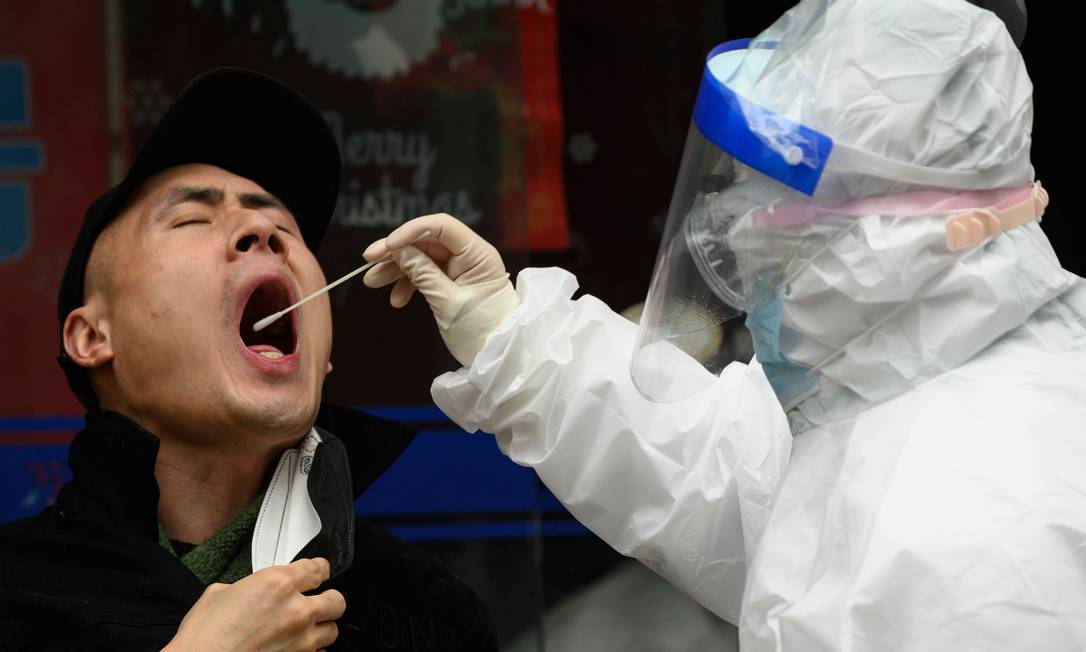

{"left": 57, "top": 68, "right": 341, "bottom": 410}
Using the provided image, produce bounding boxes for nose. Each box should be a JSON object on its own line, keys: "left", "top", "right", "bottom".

{"left": 229, "top": 211, "right": 290, "bottom": 261}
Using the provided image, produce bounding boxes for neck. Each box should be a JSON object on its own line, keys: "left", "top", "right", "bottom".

{"left": 154, "top": 433, "right": 297, "bottom": 545}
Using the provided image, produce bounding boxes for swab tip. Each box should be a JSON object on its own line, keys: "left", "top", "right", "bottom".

{"left": 252, "top": 315, "right": 277, "bottom": 332}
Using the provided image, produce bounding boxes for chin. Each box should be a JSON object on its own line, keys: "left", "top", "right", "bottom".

{"left": 224, "top": 386, "right": 322, "bottom": 441}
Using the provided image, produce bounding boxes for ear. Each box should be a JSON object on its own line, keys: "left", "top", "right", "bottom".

{"left": 63, "top": 305, "right": 114, "bottom": 369}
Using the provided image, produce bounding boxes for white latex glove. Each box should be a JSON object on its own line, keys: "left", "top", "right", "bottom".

{"left": 363, "top": 213, "right": 520, "bottom": 367}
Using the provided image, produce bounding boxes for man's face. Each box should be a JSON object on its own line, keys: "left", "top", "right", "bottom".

{"left": 87, "top": 164, "right": 332, "bottom": 444}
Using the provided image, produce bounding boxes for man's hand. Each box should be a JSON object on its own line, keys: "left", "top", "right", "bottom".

{"left": 363, "top": 213, "right": 520, "bottom": 367}
{"left": 164, "top": 557, "right": 345, "bottom": 652}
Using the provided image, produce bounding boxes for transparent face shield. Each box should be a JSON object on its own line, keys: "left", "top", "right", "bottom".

{"left": 632, "top": 37, "right": 1045, "bottom": 404}
{"left": 629, "top": 133, "right": 834, "bottom": 403}
{"left": 631, "top": 39, "right": 839, "bottom": 403}
{"left": 628, "top": 132, "right": 749, "bottom": 403}
{"left": 632, "top": 133, "right": 1049, "bottom": 404}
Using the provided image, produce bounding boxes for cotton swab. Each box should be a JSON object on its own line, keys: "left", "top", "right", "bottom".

{"left": 252, "top": 230, "right": 430, "bottom": 332}
{"left": 252, "top": 260, "right": 380, "bottom": 332}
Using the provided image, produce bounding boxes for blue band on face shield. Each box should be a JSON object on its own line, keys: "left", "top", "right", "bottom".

{"left": 745, "top": 287, "right": 821, "bottom": 409}
{"left": 693, "top": 39, "right": 834, "bottom": 196}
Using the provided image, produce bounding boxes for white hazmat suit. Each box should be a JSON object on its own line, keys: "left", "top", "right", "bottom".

{"left": 363, "top": 1, "right": 1086, "bottom": 649}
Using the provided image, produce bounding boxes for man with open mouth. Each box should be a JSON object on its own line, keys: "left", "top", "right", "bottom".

{"left": 0, "top": 69, "right": 496, "bottom": 651}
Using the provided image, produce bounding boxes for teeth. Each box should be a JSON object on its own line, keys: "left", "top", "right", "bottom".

{"left": 259, "top": 351, "right": 284, "bottom": 360}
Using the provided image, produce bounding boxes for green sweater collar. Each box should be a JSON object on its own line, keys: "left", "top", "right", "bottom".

{"left": 158, "top": 494, "right": 264, "bottom": 585}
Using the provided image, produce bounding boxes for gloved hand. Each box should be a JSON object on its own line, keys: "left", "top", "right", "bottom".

{"left": 363, "top": 213, "right": 521, "bottom": 367}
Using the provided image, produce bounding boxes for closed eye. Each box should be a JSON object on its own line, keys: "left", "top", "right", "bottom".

{"left": 173, "top": 219, "right": 211, "bottom": 229}
{"left": 174, "top": 217, "right": 212, "bottom": 228}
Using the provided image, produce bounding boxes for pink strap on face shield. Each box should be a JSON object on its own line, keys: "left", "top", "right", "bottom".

{"left": 752, "top": 182, "right": 1049, "bottom": 250}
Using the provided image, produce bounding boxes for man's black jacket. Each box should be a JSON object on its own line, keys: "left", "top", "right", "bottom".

{"left": 0, "top": 406, "right": 497, "bottom": 651}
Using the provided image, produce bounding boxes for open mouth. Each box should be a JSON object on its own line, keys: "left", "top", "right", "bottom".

{"left": 239, "top": 279, "right": 297, "bottom": 359}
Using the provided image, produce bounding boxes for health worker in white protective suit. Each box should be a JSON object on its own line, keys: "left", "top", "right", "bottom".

{"left": 362, "top": 0, "right": 1086, "bottom": 649}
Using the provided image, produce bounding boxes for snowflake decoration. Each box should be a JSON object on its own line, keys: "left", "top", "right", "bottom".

{"left": 568, "top": 132, "right": 598, "bottom": 165}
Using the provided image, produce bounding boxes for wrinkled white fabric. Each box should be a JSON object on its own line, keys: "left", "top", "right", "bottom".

{"left": 741, "top": 283, "right": 1086, "bottom": 651}
{"left": 429, "top": 1, "right": 1086, "bottom": 649}
{"left": 433, "top": 260, "right": 1086, "bottom": 649}
{"left": 634, "top": 0, "right": 1036, "bottom": 403}
{"left": 784, "top": 218, "right": 1074, "bottom": 431}
{"left": 736, "top": 0, "right": 1033, "bottom": 199}
{"left": 433, "top": 268, "right": 793, "bottom": 623}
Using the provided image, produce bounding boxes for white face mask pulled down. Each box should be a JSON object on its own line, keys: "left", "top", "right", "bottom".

{"left": 251, "top": 429, "right": 323, "bottom": 571}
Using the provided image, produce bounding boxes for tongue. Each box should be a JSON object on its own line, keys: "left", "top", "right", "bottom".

{"left": 248, "top": 344, "right": 284, "bottom": 359}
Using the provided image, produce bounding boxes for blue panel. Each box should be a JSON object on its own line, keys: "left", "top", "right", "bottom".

{"left": 0, "top": 61, "right": 29, "bottom": 128}
{"left": 0, "top": 444, "right": 71, "bottom": 523}
{"left": 536, "top": 487, "right": 566, "bottom": 511}
{"left": 0, "top": 182, "right": 30, "bottom": 261}
{"left": 0, "top": 415, "right": 84, "bottom": 433}
{"left": 361, "top": 404, "right": 450, "bottom": 424}
{"left": 356, "top": 428, "right": 540, "bottom": 516}
{"left": 0, "top": 410, "right": 588, "bottom": 540}
{"left": 0, "top": 142, "right": 44, "bottom": 172}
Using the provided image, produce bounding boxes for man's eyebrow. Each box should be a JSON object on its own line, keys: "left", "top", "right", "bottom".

{"left": 158, "top": 186, "right": 225, "bottom": 212}
{"left": 238, "top": 192, "right": 287, "bottom": 212}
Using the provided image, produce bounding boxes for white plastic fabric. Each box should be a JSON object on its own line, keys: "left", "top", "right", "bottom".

{"left": 734, "top": 0, "right": 1033, "bottom": 200}
{"left": 252, "top": 429, "right": 323, "bottom": 571}
{"left": 634, "top": 0, "right": 1035, "bottom": 405}
{"left": 742, "top": 281, "right": 1086, "bottom": 651}
{"left": 434, "top": 256, "right": 1086, "bottom": 649}
{"left": 430, "top": 1, "right": 1086, "bottom": 648}
{"left": 433, "top": 267, "right": 793, "bottom": 623}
